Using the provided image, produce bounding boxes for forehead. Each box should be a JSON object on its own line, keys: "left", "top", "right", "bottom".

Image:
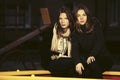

{"left": 59, "top": 13, "right": 67, "bottom": 17}
{"left": 77, "top": 9, "right": 86, "bottom": 14}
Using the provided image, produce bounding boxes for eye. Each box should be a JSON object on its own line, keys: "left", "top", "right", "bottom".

{"left": 76, "top": 14, "right": 80, "bottom": 17}
{"left": 83, "top": 14, "right": 87, "bottom": 16}
{"left": 65, "top": 17, "right": 68, "bottom": 19}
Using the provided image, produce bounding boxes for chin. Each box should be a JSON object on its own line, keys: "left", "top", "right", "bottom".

{"left": 80, "top": 24, "right": 85, "bottom": 25}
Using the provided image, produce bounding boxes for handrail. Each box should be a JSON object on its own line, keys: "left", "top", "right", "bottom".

{"left": 0, "top": 25, "right": 50, "bottom": 54}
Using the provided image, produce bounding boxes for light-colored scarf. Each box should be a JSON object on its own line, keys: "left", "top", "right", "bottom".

{"left": 51, "top": 23, "right": 71, "bottom": 57}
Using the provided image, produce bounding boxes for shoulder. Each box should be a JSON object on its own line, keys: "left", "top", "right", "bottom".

{"left": 92, "top": 17, "right": 101, "bottom": 26}
{"left": 92, "top": 17, "right": 103, "bottom": 30}
{"left": 71, "top": 30, "right": 78, "bottom": 36}
{"left": 71, "top": 30, "right": 80, "bottom": 39}
{"left": 42, "top": 25, "right": 53, "bottom": 40}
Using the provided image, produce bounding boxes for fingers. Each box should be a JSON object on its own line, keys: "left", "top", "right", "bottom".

{"left": 51, "top": 55, "right": 56, "bottom": 60}
{"left": 51, "top": 55, "right": 59, "bottom": 60}
{"left": 87, "top": 56, "right": 95, "bottom": 64}
{"left": 81, "top": 64, "right": 84, "bottom": 70}
{"left": 76, "top": 66, "right": 82, "bottom": 74}
{"left": 76, "top": 63, "right": 84, "bottom": 75}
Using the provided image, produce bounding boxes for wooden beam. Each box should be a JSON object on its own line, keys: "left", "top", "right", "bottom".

{"left": 103, "top": 71, "right": 120, "bottom": 76}
{"left": 0, "top": 76, "right": 104, "bottom": 80}
{"left": 0, "top": 25, "right": 49, "bottom": 54}
{"left": 0, "top": 70, "right": 119, "bottom": 79}
{"left": 0, "top": 70, "right": 51, "bottom": 76}
{"left": 40, "top": 8, "right": 51, "bottom": 25}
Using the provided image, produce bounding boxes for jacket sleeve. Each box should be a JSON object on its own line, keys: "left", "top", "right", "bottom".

{"left": 90, "top": 20, "right": 105, "bottom": 57}
{"left": 71, "top": 33, "right": 82, "bottom": 65}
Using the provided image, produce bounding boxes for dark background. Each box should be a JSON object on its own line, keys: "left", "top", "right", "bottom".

{"left": 0, "top": 0, "right": 120, "bottom": 71}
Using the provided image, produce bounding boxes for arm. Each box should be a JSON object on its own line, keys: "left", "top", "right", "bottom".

{"left": 71, "top": 33, "right": 84, "bottom": 74}
{"left": 87, "top": 19, "right": 105, "bottom": 64}
{"left": 71, "top": 33, "right": 82, "bottom": 65}
{"left": 90, "top": 20, "right": 105, "bottom": 57}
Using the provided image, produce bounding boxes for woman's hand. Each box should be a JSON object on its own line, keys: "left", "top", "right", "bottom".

{"left": 87, "top": 56, "right": 95, "bottom": 64}
{"left": 76, "top": 63, "right": 84, "bottom": 75}
{"left": 51, "top": 55, "right": 60, "bottom": 60}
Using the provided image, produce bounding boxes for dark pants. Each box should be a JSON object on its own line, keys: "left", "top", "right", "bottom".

{"left": 48, "top": 58, "right": 76, "bottom": 77}
{"left": 76, "top": 55, "right": 113, "bottom": 79}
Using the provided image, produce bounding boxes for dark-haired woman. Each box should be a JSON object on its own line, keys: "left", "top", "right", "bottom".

{"left": 48, "top": 6, "right": 75, "bottom": 77}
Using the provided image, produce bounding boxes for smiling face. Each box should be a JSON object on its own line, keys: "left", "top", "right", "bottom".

{"left": 76, "top": 9, "right": 87, "bottom": 25}
{"left": 59, "top": 13, "right": 69, "bottom": 29}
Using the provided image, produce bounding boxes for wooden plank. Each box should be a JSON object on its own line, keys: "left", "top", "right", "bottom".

{"left": 0, "top": 25, "right": 49, "bottom": 54}
{"left": 103, "top": 71, "right": 120, "bottom": 76}
{"left": 0, "top": 70, "right": 120, "bottom": 79}
{"left": 40, "top": 8, "right": 51, "bottom": 25}
{"left": 0, "top": 76, "right": 105, "bottom": 80}
{"left": 0, "top": 70, "right": 51, "bottom": 76}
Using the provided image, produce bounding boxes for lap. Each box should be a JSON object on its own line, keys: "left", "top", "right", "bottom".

{"left": 48, "top": 58, "right": 74, "bottom": 71}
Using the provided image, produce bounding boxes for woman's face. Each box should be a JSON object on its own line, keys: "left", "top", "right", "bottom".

{"left": 59, "top": 13, "right": 69, "bottom": 29}
{"left": 76, "top": 9, "right": 87, "bottom": 25}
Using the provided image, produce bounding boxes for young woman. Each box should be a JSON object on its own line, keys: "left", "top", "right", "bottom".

{"left": 71, "top": 4, "right": 113, "bottom": 78}
{"left": 48, "top": 6, "right": 75, "bottom": 77}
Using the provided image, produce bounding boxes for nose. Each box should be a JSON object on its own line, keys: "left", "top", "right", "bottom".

{"left": 61, "top": 19, "right": 65, "bottom": 23}
{"left": 80, "top": 16, "right": 83, "bottom": 20}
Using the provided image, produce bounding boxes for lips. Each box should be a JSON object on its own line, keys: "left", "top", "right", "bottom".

{"left": 80, "top": 21, "right": 84, "bottom": 23}
{"left": 61, "top": 24, "right": 66, "bottom": 26}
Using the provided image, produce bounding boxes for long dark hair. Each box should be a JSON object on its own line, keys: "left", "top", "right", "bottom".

{"left": 73, "top": 4, "right": 94, "bottom": 33}
{"left": 56, "top": 6, "right": 74, "bottom": 35}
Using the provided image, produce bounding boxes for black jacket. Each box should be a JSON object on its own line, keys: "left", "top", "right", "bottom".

{"left": 71, "top": 19, "right": 113, "bottom": 66}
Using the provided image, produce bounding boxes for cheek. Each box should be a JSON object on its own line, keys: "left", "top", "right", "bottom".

{"left": 77, "top": 18, "right": 80, "bottom": 22}
{"left": 84, "top": 17, "right": 87, "bottom": 22}
{"left": 64, "top": 21, "right": 69, "bottom": 26}
{"left": 59, "top": 20, "right": 62, "bottom": 24}
{"left": 67, "top": 21, "right": 70, "bottom": 25}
